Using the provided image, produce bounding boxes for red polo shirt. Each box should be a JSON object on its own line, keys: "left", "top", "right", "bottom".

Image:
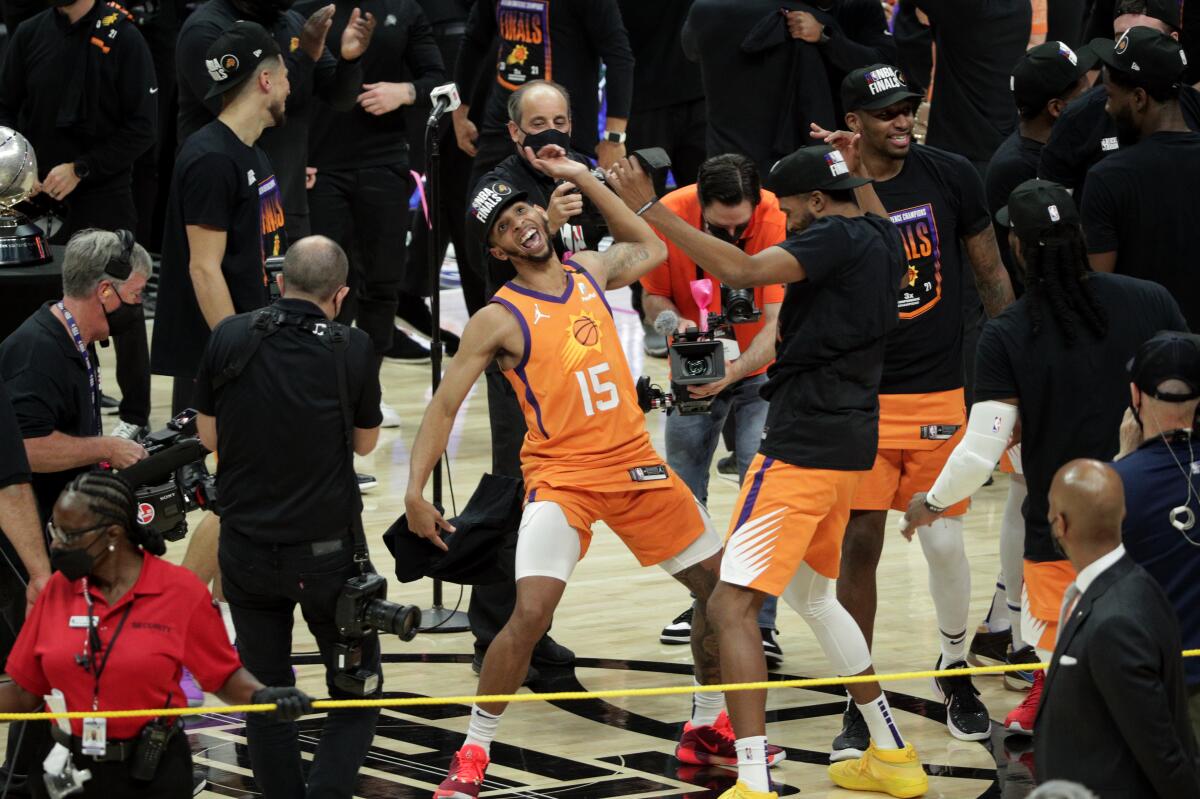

{"left": 640, "top": 185, "right": 788, "bottom": 377}
{"left": 5, "top": 553, "right": 241, "bottom": 738}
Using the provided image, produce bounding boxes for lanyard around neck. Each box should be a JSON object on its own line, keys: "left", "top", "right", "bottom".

{"left": 56, "top": 303, "right": 101, "bottom": 436}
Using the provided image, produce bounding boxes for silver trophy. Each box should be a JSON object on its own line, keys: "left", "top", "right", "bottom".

{"left": 0, "top": 127, "right": 51, "bottom": 266}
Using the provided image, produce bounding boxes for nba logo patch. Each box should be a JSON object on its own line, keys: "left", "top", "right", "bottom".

{"left": 1048, "top": 204, "right": 1060, "bottom": 222}
{"left": 1058, "top": 42, "right": 1078, "bottom": 65}
{"left": 992, "top": 416, "right": 1002, "bottom": 433}
{"left": 825, "top": 151, "right": 849, "bottom": 177}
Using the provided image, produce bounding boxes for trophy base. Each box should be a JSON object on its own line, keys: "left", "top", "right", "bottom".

{"left": 0, "top": 216, "right": 51, "bottom": 267}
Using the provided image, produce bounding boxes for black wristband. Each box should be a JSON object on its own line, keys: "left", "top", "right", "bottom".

{"left": 635, "top": 198, "right": 658, "bottom": 216}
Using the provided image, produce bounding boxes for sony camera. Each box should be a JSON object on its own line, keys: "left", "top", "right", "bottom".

{"left": 555, "top": 146, "right": 674, "bottom": 230}
{"left": 637, "top": 327, "right": 727, "bottom": 416}
{"left": 719, "top": 284, "right": 761, "bottom": 325}
{"left": 332, "top": 572, "right": 421, "bottom": 696}
{"left": 117, "top": 409, "right": 218, "bottom": 542}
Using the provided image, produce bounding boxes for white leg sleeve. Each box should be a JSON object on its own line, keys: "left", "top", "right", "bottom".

{"left": 1003, "top": 477, "right": 1028, "bottom": 651}
{"left": 917, "top": 516, "right": 970, "bottom": 662}
{"left": 514, "top": 502, "right": 582, "bottom": 583}
{"left": 926, "top": 400, "right": 1018, "bottom": 509}
{"left": 781, "top": 563, "right": 873, "bottom": 676}
{"left": 659, "top": 498, "right": 723, "bottom": 576}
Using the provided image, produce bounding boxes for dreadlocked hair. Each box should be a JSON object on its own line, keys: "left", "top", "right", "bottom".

{"left": 1018, "top": 224, "right": 1108, "bottom": 345}
{"left": 64, "top": 471, "right": 166, "bottom": 556}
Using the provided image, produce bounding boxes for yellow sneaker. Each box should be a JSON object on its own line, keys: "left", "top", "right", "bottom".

{"left": 828, "top": 741, "right": 928, "bottom": 798}
{"left": 716, "top": 780, "right": 778, "bottom": 799}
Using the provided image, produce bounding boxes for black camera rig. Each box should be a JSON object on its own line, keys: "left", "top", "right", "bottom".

{"left": 333, "top": 572, "right": 421, "bottom": 695}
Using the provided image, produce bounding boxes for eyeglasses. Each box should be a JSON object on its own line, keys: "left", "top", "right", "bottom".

{"left": 46, "top": 521, "right": 110, "bottom": 546}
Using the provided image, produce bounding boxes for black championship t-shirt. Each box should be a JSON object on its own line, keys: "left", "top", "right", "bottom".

{"left": 1080, "top": 131, "right": 1200, "bottom": 329}
{"left": 985, "top": 130, "right": 1042, "bottom": 292}
{"left": 0, "top": 305, "right": 98, "bottom": 517}
{"left": 1038, "top": 85, "right": 1200, "bottom": 197}
{"left": 873, "top": 144, "right": 992, "bottom": 394}
{"left": 193, "top": 299, "right": 383, "bottom": 542}
{"left": 916, "top": 0, "right": 1031, "bottom": 164}
{"left": 974, "top": 272, "right": 1188, "bottom": 561}
{"left": 759, "top": 214, "right": 906, "bottom": 471}
{"left": 151, "top": 121, "right": 282, "bottom": 378}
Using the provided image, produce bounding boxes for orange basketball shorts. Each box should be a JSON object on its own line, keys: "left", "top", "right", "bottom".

{"left": 525, "top": 469, "right": 707, "bottom": 567}
{"left": 852, "top": 388, "right": 970, "bottom": 516}
{"left": 720, "top": 453, "right": 863, "bottom": 596}
{"left": 1021, "top": 558, "right": 1076, "bottom": 652}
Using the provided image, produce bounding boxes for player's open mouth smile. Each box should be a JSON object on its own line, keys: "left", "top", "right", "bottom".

{"left": 520, "top": 226, "right": 543, "bottom": 251}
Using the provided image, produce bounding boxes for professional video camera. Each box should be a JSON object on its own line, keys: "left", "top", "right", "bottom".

{"left": 332, "top": 572, "right": 421, "bottom": 695}
{"left": 557, "top": 146, "right": 673, "bottom": 230}
{"left": 115, "top": 409, "right": 217, "bottom": 542}
{"left": 720, "top": 283, "right": 761, "bottom": 325}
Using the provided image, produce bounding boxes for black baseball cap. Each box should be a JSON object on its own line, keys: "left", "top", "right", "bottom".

{"left": 1113, "top": 0, "right": 1180, "bottom": 30}
{"left": 763, "top": 145, "right": 870, "bottom": 197}
{"left": 995, "top": 178, "right": 1080, "bottom": 236}
{"left": 841, "top": 64, "right": 923, "bottom": 112}
{"left": 204, "top": 21, "right": 282, "bottom": 100}
{"left": 468, "top": 180, "right": 529, "bottom": 244}
{"left": 1093, "top": 26, "right": 1188, "bottom": 85}
{"left": 1012, "top": 41, "right": 1098, "bottom": 114}
{"left": 1128, "top": 331, "right": 1200, "bottom": 401}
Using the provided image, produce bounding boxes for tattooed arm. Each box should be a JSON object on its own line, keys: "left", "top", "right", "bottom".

{"left": 963, "top": 226, "right": 1015, "bottom": 317}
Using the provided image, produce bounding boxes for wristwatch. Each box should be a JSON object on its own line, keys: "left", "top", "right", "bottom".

{"left": 72, "top": 161, "right": 90, "bottom": 180}
{"left": 602, "top": 130, "right": 627, "bottom": 144}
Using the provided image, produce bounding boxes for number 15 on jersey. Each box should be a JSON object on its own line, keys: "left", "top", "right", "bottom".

{"left": 575, "top": 363, "right": 618, "bottom": 416}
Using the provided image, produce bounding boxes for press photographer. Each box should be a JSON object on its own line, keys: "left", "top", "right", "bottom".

{"left": 191, "top": 235, "right": 394, "bottom": 799}
{"left": 636, "top": 153, "right": 787, "bottom": 663}
{"left": 0, "top": 472, "right": 311, "bottom": 799}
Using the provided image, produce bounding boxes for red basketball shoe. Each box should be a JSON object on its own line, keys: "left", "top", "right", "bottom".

{"left": 1003, "top": 669, "right": 1044, "bottom": 736}
{"left": 434, "top": 744, "right": 490, "bottom": 798}
{"left": 676, "top": 711, "right": 787, "bottom": 767}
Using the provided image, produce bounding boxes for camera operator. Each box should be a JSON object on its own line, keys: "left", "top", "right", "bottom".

{"left": 192, "top": 235, "right": 383, "bottom": 799}
{"left": 0, "top": 471, "right": 312, "bottom": 799}
{"left": 0, "top": 230, "right": 150, "bottom": 522}
{"left": 640, "top": 153, "right": 787, "bottom": 664}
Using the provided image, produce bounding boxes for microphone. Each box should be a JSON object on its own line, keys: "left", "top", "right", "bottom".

{"left": 428, "top": 83, "right": 461, "bottom": 125}
{"left": 653, "top": 309, "right": 679, "bottom": 337}
{"left": 116, "top": 438, "right": 209, "bottom": 489}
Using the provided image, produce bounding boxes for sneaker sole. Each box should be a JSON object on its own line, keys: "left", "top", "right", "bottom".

{"left": 675, "top": 746, "right": 786, "bottom": 768}
{"left": 764, "top": 651, "right": 784, "bottom": 668}
{"left": 932, "top": 676, "right": 993, "bottom": 742}
{"left": 829, "top": 746, "right": 866, "bottom": 763}
{"left": 828, "top": 766, "right": 928, "bottom": 798}
{"left": 966, "top": 652, "right": 1006, "bottom": 668}
{"left": 660, "top": 633, "right": 691, "bottom": 645}
{"left": 1005, "top": 721, "right": 1034, "bottom": 736}
{"left": 358, "top": 482, "right": 379, "bottom": 493}
{"left": 385, "top": 356, "right": 432, "bottom": 364}
{"left": 1004, "top": 672, "right": 1035, "bottom": 691}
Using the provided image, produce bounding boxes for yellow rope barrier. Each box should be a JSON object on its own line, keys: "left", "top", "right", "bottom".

{"left": 2, "top": 650, "right": 1198, "bottom": 722}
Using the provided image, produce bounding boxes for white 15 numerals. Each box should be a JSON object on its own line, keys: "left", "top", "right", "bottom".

{"left": 574, "top": 362, "right": 618, "bottom": 416}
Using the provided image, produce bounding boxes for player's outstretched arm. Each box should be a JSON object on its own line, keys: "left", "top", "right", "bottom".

{"left": 607, "top": 158, "right": 805, "bottom": 288}
{"left": 404, "top": 305, "right": 513, "bottom": 548}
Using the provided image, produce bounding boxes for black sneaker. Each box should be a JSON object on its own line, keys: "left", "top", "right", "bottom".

{"left": 531, "top": 635, "right": 575, "bottom": 667}
{"left": 660, "top": 606, "right": 693, "bottom": 645}
{"left": 384, "top": 329, "right": 431, "bottom": 363}
{"left": 357, "top": 473, "right": 378, "bottom": 492}
{"left": 473, "top": 649, "right": 539, "bottom": 685}
{"left": 1004, "top": 645, "right": 1039, "bottom": 691}
{"left": 967, "top": 625, "right": 1012, "bottom": 667}
{"left": 933, "top": 658, "right": 992, "bottom": 741}
{"left": 761, "top": 627, "right": 783, "bottom": 669}
{"left": 192, "top": 767, "right": 207, "bottom": 796}
{"left": 100, "top": 392, "right": 120, "bottom": 416}
{"left": 830, "top": 699, "right": 868, "bottom": 762}
{"left": 716, "top": 455, "right": 737, "bottom": 475}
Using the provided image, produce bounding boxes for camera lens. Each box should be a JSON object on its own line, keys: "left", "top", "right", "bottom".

{"left": 683, "top": 358, "right": 709, "bottom": 377}
{"left": 363, "top": 599, "right": 421, "bottom": 641}
{"left": 726, "top": 288, "right": 755, "bottom": 319}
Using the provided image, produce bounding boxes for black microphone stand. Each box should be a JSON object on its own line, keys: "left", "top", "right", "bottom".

{"left": 418, "top": 101, "right": 469, "bottom": 633}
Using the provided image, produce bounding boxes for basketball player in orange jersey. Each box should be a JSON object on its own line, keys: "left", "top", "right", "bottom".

{"left": 405, "top": 145, "right": 782, "bottom": 799}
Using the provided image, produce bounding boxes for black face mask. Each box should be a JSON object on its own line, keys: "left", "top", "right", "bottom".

{"left": 521, "top": 128, "right": 571, "bottom": 156}
{"left": 705, "top": 221, "right": 749, "bottom": 248}
{"left": 104, "top": 297, "right": 142, "bottom": 337}
{"left": 49, "top": 535, "right": 107, "bottom": 582}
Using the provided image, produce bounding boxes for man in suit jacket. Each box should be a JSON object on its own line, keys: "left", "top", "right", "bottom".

{"left": 1036, "top": 458, "right": 1199, "bottom": 796}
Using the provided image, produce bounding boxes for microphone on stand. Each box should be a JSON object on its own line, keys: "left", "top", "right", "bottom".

{"left": 428, "top": 83, "right": 461, "bottom": 126}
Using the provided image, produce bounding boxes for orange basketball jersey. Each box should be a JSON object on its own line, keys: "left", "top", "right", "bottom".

{"left": 491, "top": 260, "right": 664, "bottom": 492}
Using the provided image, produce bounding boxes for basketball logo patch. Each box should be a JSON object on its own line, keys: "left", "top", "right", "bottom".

{"left": 560, "top": 311, "right": 602, "bottom": 371}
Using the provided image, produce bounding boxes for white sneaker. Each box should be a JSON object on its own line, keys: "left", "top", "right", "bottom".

{"left": 110, "top": 420, "right": 146, "bottom": 440}
{"left": 380, "top": 401, "right": 401, "bottom": 428}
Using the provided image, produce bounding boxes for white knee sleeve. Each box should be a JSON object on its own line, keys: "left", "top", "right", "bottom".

{"left": 781, "top": 563, "right": 872, "bottom": 676}
{"left": 917, "top": 516, "right": 970, "bottom": 646}
{"left": 514, "top": 502, "right": 581, "bottom": 583}
{"left": 659, "top": 498, "right": 723, "bottom": 576}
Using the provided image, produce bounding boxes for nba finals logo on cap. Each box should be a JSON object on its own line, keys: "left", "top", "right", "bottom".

{"left": 205, "top": 54, "right": 238, "bottom": 81}
{"left": 865, "top": 65, "right": 905, "bottom": 96}
{"left": 824, "top": 151, "right": 850, "bottom": 177}
{"left": 1115, "top": 31, "right": 1130, "bottom": 55}
{"left": 1057, "top": 41, "right": 1078, "bottom": 65}
{"left": 470, "top": 182, "right": 512, "bottom": 222}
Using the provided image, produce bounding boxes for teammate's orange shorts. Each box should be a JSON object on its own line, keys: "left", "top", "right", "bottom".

{"left": 525, "top": 470, "right": 706, "bottom": 567}
{"left": 851, "top": 388, "right": 969, "bottom": 516}
{"left": 720, "top": 453, "right": 863, "bottom": 596}
{"left": 1021, "top": 558, "right": 1076, "bottom": 652}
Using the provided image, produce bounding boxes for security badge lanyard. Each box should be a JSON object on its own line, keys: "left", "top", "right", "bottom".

{"left": 56, "top": 303, "right": 102, "bottom": 436}
{"left": 78, "top": 578, "right": 134, "bottom": 756}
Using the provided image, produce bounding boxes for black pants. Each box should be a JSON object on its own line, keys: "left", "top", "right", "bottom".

{"left": 28, "top": 729, "right": 192, "bottom": 799}
{"left": 627, "top": 98, "right": 707, "bottom": 195}
{"left": 310, "top": 164, "right": 414, "bottom": 356}
{"left": 219, "top": 527, "right": 380, "bottom": 799}
{"left": 53, "top": 188, "right": 152, "bottom": 427}
{"left": 132, "top": 39, "right": 177, "bottom": 253}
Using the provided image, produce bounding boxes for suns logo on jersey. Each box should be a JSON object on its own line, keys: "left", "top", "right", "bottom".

{"left": 560, "top": 311, "right": 602, "bottom": 372}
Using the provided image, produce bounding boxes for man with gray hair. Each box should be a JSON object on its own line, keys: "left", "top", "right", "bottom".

{"left": 192, "top": 235, "right": 384, "bottom": 799}
{"left": 0, "top": 228, "right": 151, "bottom": 520}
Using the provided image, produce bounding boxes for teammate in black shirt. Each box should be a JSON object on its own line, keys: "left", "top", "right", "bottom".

{"left": 902, "top": 178, "right": 1188, "bottom": 736}
{"left": 818, "top": 63, "right": 1014, "bottom": 752}
{"left": 1081, "top": 28, "right": 1200, "bottom": 329}
{"left": 613, "top": 145, "right": 928, "bottom": 799}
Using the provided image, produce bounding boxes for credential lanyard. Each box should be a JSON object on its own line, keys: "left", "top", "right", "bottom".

{"left": 57, "top": 303, "right": 101, "bottom": 436}
{"left": 80, "top": 579, "right": 134, "bottom": 711}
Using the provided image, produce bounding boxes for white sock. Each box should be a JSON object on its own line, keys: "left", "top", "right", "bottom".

{"left": 984, "top": 571, "right": 1010, "bottom": 632}
{"left": 735, "top": 735, "right": 770, "bottom": 792}
{"left": 1002, "top": 479, "right": 1028, "bottom": 651}
{"left": 464, "top": 705, "right": 502, "bottom": 753}
{"left": 218, "top": 600, "right": 237, "bottom": 646}
{"left": 917, "top": 516, "right": 969, "bottom": 664}
{"left": 690, "top": 680, "right": 724, "bottom": 727}
{"left": 858, "top": 695, "right": 904, "bottom": 750}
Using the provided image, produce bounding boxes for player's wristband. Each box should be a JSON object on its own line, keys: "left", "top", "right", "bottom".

{"left": 635, "top": 198, "right": 658, "bottom": 216}
{"left": 923, "top": 496, "right": 948, "bottom": 515}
